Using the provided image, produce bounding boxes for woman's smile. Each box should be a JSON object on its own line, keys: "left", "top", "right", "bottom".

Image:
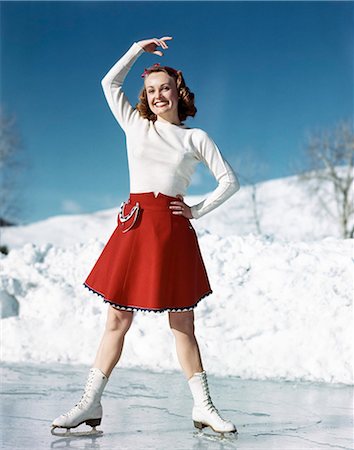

{"left": 155, "top": 101, "right": 169, "bottom": 108}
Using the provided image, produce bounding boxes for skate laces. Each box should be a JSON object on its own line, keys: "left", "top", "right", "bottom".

{"left": 200, "top": 373, "right": 226, "bottom": 421}
{"left": 62, "top": 370, "right": 95, "bottom": 417}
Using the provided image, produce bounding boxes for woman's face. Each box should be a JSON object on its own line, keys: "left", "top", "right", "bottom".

{"left": 144, "top": 71, "right": 179, "bottom": 119}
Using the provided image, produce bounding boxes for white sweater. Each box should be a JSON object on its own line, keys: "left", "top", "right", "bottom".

{"left": 101, "top": 42, "right": 240, "bottom": 219}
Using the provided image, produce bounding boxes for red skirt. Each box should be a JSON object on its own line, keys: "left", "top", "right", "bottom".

{"left": 83, "top": 192, "right": 213, "bottom": 313}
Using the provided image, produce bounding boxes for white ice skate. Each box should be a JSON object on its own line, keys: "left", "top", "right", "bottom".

{"left": 51, "top": 367, "right": 108, "bottom": 437}
{"left": 188, "top": 370, "right": 237, "bottom": 437}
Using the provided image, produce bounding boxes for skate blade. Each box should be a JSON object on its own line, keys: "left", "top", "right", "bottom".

{"left": 193, "top": 420, "right": 238, "bottom": 436}
{"left": 193, "top": 422, "right": 238, "bottom": 441}
{"left": 51, "top": 425, "right": 103, "bottom": 438}
{"left": 193, "top": 429, "right": 238, "bottom": 442}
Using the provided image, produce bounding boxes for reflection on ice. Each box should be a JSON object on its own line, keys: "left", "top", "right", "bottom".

{"left": 1, "top": 363, "right": 352, "bottom": 450}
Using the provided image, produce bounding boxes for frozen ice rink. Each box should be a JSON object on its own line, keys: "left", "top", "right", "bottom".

{"left": 1, "top": 363, "right": 352, "bottom": 450}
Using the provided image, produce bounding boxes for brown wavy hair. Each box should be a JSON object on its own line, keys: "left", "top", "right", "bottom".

{"left": 135, "top": 66, "right": 197, "bottom": 123}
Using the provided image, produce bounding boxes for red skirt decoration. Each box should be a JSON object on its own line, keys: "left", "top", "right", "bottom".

{"left": 83, "top": 192, "right": 213, "bottom": 313}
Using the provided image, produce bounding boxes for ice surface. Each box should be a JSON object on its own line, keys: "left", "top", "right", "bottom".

{"left": 1, "top": 363, "right": 353, "bottom": 450}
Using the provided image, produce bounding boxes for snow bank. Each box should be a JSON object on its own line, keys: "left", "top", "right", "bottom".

{"left": 1, "top": 233, "right": 352, "bottom": 384}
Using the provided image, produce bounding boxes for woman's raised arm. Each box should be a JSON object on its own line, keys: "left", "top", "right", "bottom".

{"left": 101, "top": 37, "right": 173, "bottom": 132}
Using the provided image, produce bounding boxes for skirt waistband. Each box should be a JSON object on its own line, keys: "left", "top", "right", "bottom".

{"left": 127, "top": 192, "right": 181, "bottom": 211}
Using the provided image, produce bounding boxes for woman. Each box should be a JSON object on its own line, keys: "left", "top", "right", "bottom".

{"left": 51, "top": 36, "right": 240, "bottom": 437}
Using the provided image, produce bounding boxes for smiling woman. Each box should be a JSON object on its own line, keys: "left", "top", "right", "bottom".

{"left": 51, "top": 36, "right": 240, "bottom": 439}
{"left": 136, "top": 63, "right": 197, "bottom": 124}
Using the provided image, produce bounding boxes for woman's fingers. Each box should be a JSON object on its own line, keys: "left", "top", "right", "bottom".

{"left": 159, "top": 36, "right": 173, "bottom": 47}
{"left": 156, "top": 39, "right": 168, "bottom": 49}
{"left": 151, "top": 39, "right": 165, "bottom": 56}
{"left": 153, "top": 37, "right": 171, "bottom": 54}
{"left": 169, "top": 199, "right": 192, "bottom": 218}
{"left": 138, "top": 36, "right": 173, "bottom": 55}
{"left": 169, "top": 201, "right": 184, "bottom": 210}
{"left": 138, "top": 36, "right": 173, "bottom": 56}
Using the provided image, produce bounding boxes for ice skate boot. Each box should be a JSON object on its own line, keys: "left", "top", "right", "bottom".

{"left": 51, "top": 367, "right": 108, "bottom": 437}
{"left": 188, "top": 370, "right": 237, "bottom": 436}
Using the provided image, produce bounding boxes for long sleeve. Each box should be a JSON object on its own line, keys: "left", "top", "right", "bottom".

{"left": 101, "top": 42, "right": 145, "bottom": 131}
{"left": 190, "top": 130, "right": 240, "bottom": 219}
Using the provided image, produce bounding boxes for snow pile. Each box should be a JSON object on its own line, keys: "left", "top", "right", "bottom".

{"left": 1, "top": 233, "right": 352, "bottom": 385}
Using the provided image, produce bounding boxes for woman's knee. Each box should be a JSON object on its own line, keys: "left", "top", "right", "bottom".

{"left": 106, "top": 306, "right": 134, "bottom": 334}
{"left": 168, "top": 310, "right": 195, "bottom": 336}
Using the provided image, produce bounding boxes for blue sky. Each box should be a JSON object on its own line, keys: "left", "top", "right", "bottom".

{"left": 1, "top": 1, "right": 353, "bottom": 223}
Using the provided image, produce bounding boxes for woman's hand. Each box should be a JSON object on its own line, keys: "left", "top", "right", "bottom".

{"left": 169, "top": 194, "right": 193, "bottom": 219}
{"left": 137, "top": 36, "right": 173, "bottom": 56}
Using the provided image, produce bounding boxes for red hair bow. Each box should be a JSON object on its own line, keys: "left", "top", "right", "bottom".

{"left": 141, "top": 63, "right": 161, "bottom": 78}
{"left": 141, "top": 63, "right": 179, "bottom": 78}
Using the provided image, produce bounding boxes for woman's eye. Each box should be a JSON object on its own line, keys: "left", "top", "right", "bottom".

{"left": 147, "top": 87, "right": 168, "bottom": 94}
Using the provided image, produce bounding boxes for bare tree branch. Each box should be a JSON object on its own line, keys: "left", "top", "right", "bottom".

{"left": 297, "top": 118, "right": 354, "bottom": 238}
{"left": 0, "top": 105, "right": 25, "bottom": 225}
{"left": 230, "top": 148, "right": 269, "bottom": 235}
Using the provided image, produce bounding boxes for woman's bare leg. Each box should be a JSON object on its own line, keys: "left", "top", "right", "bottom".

{"left": 168, "top": 310, "right": 204, "bottom": 379}
{"left": 93, "top": 306, "right": 134, "bottom": 377}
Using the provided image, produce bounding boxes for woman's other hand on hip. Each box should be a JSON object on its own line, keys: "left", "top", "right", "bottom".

{"left": 169, "top": 194, "right": 193, "bottom": 219}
